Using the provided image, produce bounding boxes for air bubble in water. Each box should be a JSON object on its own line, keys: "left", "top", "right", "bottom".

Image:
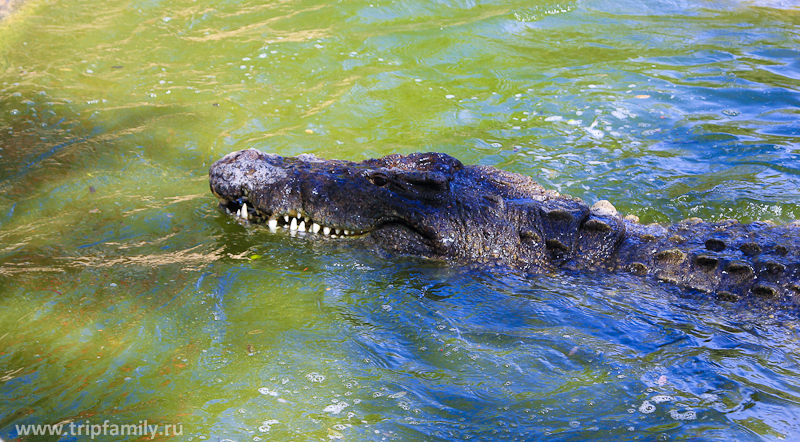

{"left": 323, "top": 402, "right": 349, "bottom": 414}
{"left": 258, "top": 387, "right": 278, "bottom": 396}
{"left": 306, "top": 372, "right": 325, "bottom": 383}
{"left": 639, "top": 401, "right": 656, "bottom": 414}
{"left": 669, "top": 409, "right": 697, "bottom": 420}
{"left": 258, "top": 420, "right": 279, "bottom": 432}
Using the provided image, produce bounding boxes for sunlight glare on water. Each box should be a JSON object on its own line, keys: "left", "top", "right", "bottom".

{"left": 0, "top": 0, "right": 799, "bottom": 440}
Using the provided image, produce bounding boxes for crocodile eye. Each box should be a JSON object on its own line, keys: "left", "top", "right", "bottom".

{"left": 370, "top": 175, "right": 388, "bottom": 187}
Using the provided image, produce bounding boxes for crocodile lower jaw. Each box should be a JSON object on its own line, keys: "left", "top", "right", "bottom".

{"left": 218, "top": 197, "right": 366, "bottom": 238}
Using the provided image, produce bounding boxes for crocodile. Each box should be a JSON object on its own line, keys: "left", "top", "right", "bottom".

{"left": 209, "top": 148, "right": 800, "bottom": 307}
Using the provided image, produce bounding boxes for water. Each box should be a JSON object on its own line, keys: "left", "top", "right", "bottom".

{"left": 1, "top": 0, "right": 799, "bottom": 440}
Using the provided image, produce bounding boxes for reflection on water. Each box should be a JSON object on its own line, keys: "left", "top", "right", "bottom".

{"left": 1, "top": 0, "right": 799, "bottom": 440}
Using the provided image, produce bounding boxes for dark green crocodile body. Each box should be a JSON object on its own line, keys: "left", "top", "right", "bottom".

{"left": 209, "top": 149, "right": 800, "bottom": 307}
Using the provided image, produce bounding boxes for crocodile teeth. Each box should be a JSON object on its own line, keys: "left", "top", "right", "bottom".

{"left": 225, "top": 205, "right": 367, "bottom": 238}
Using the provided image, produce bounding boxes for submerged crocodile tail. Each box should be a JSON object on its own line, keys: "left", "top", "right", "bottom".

{"left": 612, "top": 218, "right": 800, "bottom": 304}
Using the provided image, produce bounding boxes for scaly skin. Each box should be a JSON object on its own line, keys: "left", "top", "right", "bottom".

{"left": 209, "top": 149, "right": 800, "bottom": 306}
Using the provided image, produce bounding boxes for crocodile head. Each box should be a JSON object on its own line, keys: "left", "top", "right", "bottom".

{"left": 209, "top": 149, "right": 622, "bottom": 270}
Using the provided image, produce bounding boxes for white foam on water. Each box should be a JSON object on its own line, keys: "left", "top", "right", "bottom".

{"left": 306, "top": 372, "right": 326, "bottom": 383}
{"left": 669, "top": 410, "right": 697, "bottom": 420}
{"left": 258, "top": 420, "right": 280, "bottom": 432}
{"left": 639, "top": 400, "right": 656, "bottom": 414}
{"left": 324, "top": 402, "right": 349, "bottom": 414}
{"left": 258, "top": 387, "right": 278, "bottom": 396}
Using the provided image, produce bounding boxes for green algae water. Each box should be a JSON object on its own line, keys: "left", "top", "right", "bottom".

{"left": 1, "top": 0, "right": 800, "bottom": 440}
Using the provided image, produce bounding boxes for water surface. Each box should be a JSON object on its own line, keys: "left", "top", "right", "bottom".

{"left": 1, "top": 0, "right": 799, "bottom": 440}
